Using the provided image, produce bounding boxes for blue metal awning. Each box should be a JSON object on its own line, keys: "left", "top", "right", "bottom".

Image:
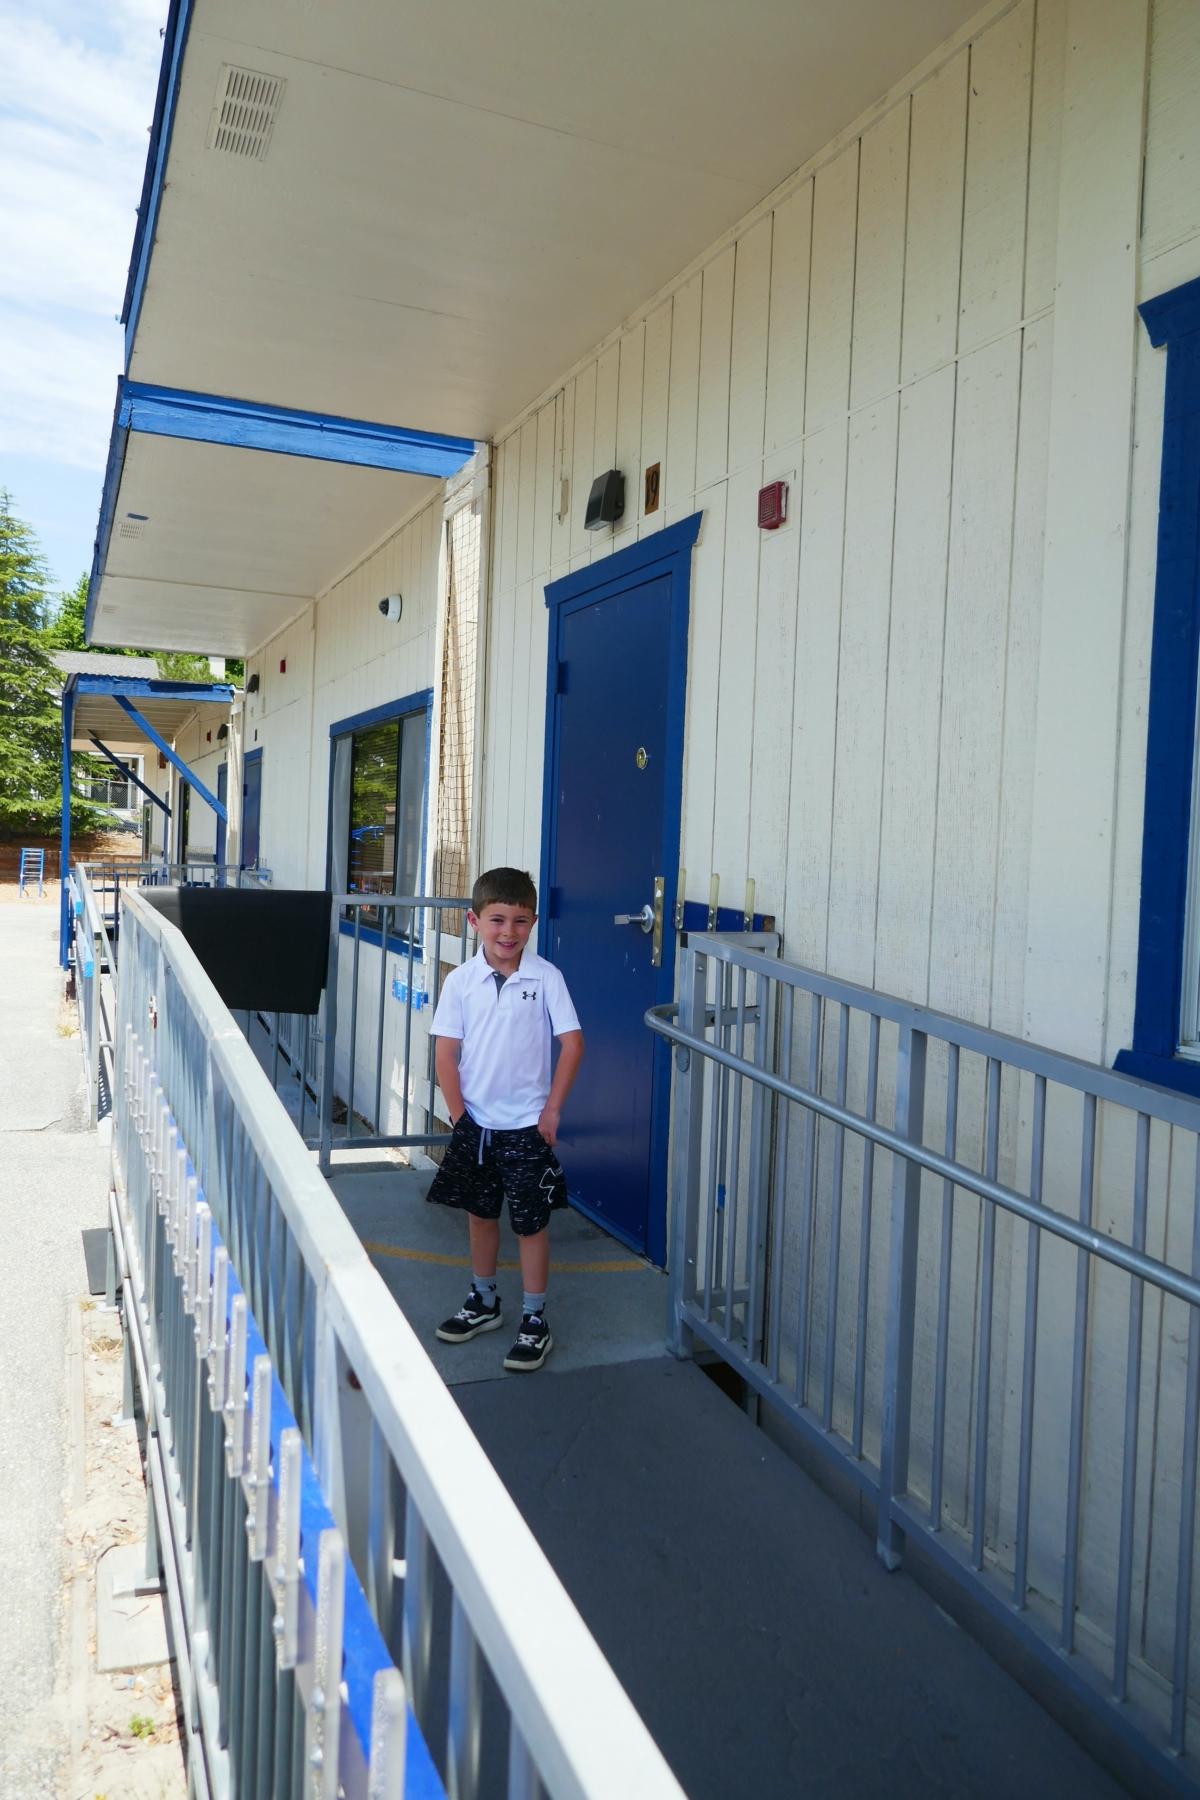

{"left": 59, "top": 669, "right": 234, "bottom": 967}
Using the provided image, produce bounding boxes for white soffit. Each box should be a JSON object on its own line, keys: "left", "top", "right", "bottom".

{"left": 93, "top": 433, "right": 439, "bottom": 655}
{"left": 130, "top": 0, "right": 979, "bottom": 436}
{"left": 70, "top": 695, "right": 225, "bottom": 749}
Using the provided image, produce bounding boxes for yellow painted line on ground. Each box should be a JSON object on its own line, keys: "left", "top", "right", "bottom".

{"left": 360, "top": 1240, "right": 647, "bottom": 1274}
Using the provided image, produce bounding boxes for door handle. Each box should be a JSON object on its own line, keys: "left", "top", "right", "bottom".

{"left": 613, "top": 875, "right": 666, "bottom": 967}
{"left": 614, "top": 904, "right": 655, "bottom": 931}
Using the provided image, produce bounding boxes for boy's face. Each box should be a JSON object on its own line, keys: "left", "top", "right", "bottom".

{"left": 469, "top": 900, "right": 536, "bottom": 974}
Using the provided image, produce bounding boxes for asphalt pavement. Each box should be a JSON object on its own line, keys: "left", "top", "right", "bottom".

{"left": 0, "top": 897, "right": 111, "bottom": 1796}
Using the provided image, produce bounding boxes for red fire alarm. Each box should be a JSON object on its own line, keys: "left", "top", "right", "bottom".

{"left": 279, "top": 656, "right": 287, "bottom": 674}
{"left": 758, "top": 480, "right": 788, "bottom": 530}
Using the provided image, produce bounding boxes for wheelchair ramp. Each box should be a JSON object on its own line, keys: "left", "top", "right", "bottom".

{"left": 456, "top": 1357, "right": 1124, "bottom": 1800}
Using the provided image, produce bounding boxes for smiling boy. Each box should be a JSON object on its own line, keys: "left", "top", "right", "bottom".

{"left": 426, "top": 867, "right": 584, "bottom": 1371}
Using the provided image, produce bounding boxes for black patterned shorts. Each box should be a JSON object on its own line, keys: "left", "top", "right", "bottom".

{"left": 425, "top": 1111, "right": 568, "bottom": 1236}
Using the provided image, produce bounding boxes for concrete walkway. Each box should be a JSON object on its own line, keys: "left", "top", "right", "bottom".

{"left": 459, "top": 1359, "right": 1127, "bottom": 1800}
{"left": 331, "top": 1160, "right": 1127, "bottom": 1797}
{"left": 0, "top": 898, "right": 111, "bottom": 1796}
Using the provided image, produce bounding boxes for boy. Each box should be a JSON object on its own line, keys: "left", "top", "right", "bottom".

{"left": 426, "top": 867, "right": 583, "bottom": 1371}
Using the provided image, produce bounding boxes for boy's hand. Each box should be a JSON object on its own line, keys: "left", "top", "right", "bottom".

{"left": 537, "top": 1104, "right": 561, "bottom": 1147}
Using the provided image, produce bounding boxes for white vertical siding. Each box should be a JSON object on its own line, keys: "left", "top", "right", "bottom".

{"left": 481, "top": 0, "right": 1077, "bottom": 1040}
{"left": 243, "top": 496, "right": 444, "bottom": 889}
{"left": 212, "top": 0, "right": 1200, "bottom": 1723}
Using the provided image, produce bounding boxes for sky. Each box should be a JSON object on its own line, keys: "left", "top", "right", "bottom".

{"left": 0, "top": 0, "right": 168, "bottom": 595}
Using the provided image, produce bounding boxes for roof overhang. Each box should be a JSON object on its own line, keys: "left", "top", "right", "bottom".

{"left": 93, "top": 0, "right": 982, "bottom": 654}
{"left": 64, "top": 671, "right": 234, "bottom": 753}
{"left": 124, "top": 0, "right": 981, "bottom": 433}
{"left": 87, "top": 381, "right": 471, "bottom": 652}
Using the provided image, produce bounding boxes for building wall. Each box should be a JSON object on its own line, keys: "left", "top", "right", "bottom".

{"left": 170, "top": 711, "right": 229, "bottom": 859}
{"left": 479, "top": 0, "right": 1200, "bottom": 1071}
{"left": 243, "top": 495, "right": 444, "bottom": 889}
{"left": 226, "top": 0, "right": 1200, "bottom": 1701}
{"left": 470, "top": 0, "right": 1200, "bottom": 1705}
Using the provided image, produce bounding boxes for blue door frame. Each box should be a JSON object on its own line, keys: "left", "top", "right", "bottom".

{"left": 242, "top": 747, "right": 263, "bottom": 869}
{"left": 215, "top": 762, "right": 228, "bottom": 867}
{"left": 540, "top": 513, "right": 702, "bottom": 1265}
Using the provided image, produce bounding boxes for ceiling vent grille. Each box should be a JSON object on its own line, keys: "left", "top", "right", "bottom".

{"left": 118, "top": 520, "right": 145, "bottom": 541}
{"left": 208, "top": 65, "right": 285, "bottom": 161}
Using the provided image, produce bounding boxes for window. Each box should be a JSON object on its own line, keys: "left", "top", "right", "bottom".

{"left": 329, "top": 692, "right": 431, "bottom": 933}
{"left": 1114, "top": 275, "right": 1200, "bottom": 1096}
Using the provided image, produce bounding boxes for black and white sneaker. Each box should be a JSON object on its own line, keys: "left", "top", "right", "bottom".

{"left": 503, "top": 1312, "right": 553, "bottom": 1372}
{"left": 436, "top": 1289, "right": 503, "bottom": 1343}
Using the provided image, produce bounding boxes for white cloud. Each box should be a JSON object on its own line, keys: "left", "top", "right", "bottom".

{"left": 0, "top": 0, "right": 168, "bottom": 471}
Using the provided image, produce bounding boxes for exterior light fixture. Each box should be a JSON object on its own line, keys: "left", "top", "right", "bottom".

{"left": 584, "top": 469, "right": 624, "bottom": 530}
{"left": 246, "top": 672, "right": 260, "bottom": 693}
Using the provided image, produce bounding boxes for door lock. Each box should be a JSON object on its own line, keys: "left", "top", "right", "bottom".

{"left": 613, "top": 875, "right": 666, "bottom": 966}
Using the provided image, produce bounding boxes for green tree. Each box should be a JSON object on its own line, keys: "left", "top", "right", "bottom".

{"left": 0, "top": 498, "right": 110, "bottom": 837}
{"left": 45, "top": 576, "right": 244, "bottom": 686}
{"left": 42, "top": 571, "right": 142, "bottom": 657}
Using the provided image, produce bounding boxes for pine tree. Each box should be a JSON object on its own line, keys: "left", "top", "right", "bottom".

{"left": 43, "top": 572, "right": 142, "bottom": 658}
{"left": 0, "top": 491, "right": 62, "bottom": 833}
{"left": 0, "top": 497, "right": 109, "bottom": 836}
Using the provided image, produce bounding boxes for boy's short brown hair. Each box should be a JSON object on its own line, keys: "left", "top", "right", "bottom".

{"left": 471, "top": 867, "right": 538, "bottom": 915}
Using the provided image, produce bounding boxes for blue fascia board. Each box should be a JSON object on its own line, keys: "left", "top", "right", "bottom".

{"left": 68, "top": 672, "right": 234, "bottom": 704}
{"left": 122, "top": 0, "right": 194, "bottom": 356}
{"left": 118, "top": 380, "right": 476, "bottom": 478}
{"left": 85, "top": 387, "right": 132, "bottom": 644}
{"left": 329, "top": 689, "right": 433, "bottom": 738}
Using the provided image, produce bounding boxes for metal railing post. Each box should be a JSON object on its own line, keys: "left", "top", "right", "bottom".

{"left": 876, "top": 1023, "right": 927, "bottom": 1570}
{"left": 667, "top": 944, "right": 707, "bottom": 1358}
{"left": 318, "top": 895, "right": 339, "bottom": 1173}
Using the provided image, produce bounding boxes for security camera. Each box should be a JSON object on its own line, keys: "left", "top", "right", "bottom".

{"left": 378, "top": 593, "right": 403, "bottom": 623}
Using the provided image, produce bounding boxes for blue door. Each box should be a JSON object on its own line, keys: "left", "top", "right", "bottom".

{"left": 242, "top": 749, "right": 262, "bottom": 869}
{"left": 215, "top": 763, "right": 227, "bottom": 871}
{"left": 542, "top": 516, "right": 700, "bottom": 1263}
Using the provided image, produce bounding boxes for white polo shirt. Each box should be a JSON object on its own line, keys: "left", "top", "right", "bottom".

{"left": 430, "top": 947, "right": 581, "bottom": 1130}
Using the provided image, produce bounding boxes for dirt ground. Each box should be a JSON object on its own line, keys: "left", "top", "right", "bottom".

{"left": 0, "top": 833, "right": 144, "bottom": 903}
{"left": 59, "top": 1300, "right": 187, "bottom": 1800}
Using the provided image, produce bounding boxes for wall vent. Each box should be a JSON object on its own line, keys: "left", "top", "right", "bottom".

{"left": 118, "top": 520, "right": 145, "bottom": 541}
{"left": 207, "top": 65, "right": 285, "bottom": 161}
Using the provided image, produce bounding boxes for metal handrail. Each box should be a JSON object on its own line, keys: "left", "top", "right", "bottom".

{"left": 647, "top": 1000, "right": 1200, "bottom": 1309}
{"left": 316, "top": 892, "right": 471, "bottom": 1168}
{"left": 116, "top": 885, "right": 681, "bottom": 1798}
{"left": 69, "top": 863, "right": 119, "bottom": 1125}
{"left": 649, "top": 934, "right": 1200, "bottom": 1791}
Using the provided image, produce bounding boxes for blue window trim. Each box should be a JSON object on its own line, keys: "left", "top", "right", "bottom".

{"left": 329, "top": 689, "right": 433, "bottom": 740}
{"left": 328, "top": 689, "right": 433, "bottom": 954}
{"left": 1114, "top": 275, "right": 1200, "bottom": 1098}
{"left": 539, "top": 511, "right": 703, "bottom": 1267}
